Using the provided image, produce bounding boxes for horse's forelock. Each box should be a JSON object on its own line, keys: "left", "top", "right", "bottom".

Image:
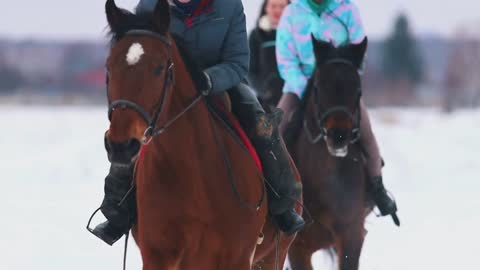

{"left": 313, "top": 62, "right": 361, "bottom": 109}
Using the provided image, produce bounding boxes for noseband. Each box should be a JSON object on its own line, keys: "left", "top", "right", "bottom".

{"left": 107, "top": 30, "right": 203, "bottom": 145}
{"left": 304, "top": 58, "right": 362, "bottom": 145}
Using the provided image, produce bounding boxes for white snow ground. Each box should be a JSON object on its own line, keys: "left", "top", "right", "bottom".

{"left": 0, "top": 106, "right": 479, "bottom": 270}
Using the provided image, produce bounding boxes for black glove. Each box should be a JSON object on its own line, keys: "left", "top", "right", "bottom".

{"left": 202, "top": 71, "right": 213, "bottom": 96}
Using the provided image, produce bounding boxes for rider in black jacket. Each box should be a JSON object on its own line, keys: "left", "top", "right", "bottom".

{"left": 249, "top": 0, "right": 289, "bottom": 105}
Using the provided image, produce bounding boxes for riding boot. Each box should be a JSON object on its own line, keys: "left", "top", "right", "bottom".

{"left": 369, "top": 176, "right": 397, "bottom": 217}
{"left": 251, "top": 109, "right": 305, "bottom": 235}
{"left": 91, "top": 163, "right": 137, "bottom": 245}
{"left": 359, "top": 100, "right": 399, "bottom": 224}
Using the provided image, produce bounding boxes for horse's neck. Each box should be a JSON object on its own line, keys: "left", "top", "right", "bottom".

{"left": 168, "top": 43, "right": 200, "bottom": 112}
{"left": 304, "top": 97, "right": 321, "bottom": 134}
{"left": 150, "top": 42, "right": 212, "bottom": 157}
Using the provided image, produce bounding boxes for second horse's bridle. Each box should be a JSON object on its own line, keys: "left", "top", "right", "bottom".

{"left": 304, "top": 58, "right": 362, "bottom": 145}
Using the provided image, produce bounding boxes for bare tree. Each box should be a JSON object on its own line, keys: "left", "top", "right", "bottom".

{"left": 0, "top": 52, "right": 24, "bottom": 92}
{"left": 444, "top": 27, "right": 480, "bottom": 111}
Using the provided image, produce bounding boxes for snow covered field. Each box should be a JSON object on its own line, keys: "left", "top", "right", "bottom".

{"left": 0, "top": 106, "right": 479, "bottom": 270}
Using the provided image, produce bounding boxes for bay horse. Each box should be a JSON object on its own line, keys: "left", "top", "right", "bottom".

{"left": 285, "top": 37, "right": 374, "bottom": 270}
{"left": 102, "top": 0, "right": 299, "bottom": 269}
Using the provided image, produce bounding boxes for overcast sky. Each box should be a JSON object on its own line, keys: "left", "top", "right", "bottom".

{"left": 1, "top": 0, "right": 478, "bottom": 40}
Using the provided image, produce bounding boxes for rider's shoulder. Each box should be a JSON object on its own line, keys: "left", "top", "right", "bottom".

{"left": 214, "top": 0, "right": 244, "bottom": 11}
{"left": 335, "top": 0, "right": 361, "bottom": 12}
{"left": 211, "top": 0, "right": 245, "bottom": 19}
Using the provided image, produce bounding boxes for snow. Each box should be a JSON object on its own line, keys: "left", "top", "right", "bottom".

{"left": 0, "top": 106, "right": 479, "bottom": 269}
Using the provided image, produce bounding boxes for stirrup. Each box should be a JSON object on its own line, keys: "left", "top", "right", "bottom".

{"left": 86, "top": 207, "right": 128, "bottom": 246}
{"left": 90, "top": 221, "right": 127, "bottom": 246}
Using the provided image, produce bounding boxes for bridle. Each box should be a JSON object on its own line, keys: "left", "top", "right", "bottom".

{"left": 304, "top": 58, "right": 362, "bottom": 145}
{"left": 107, "top": 30, "right": 203, "bottom": 145}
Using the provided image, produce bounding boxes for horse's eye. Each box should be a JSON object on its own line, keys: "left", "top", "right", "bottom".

{"left": 154, "top": 64, "right": 165, "bottom": 76}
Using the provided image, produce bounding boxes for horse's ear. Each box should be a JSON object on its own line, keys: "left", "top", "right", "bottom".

{"left": 347, "top": 37, "right": 368, "bottom": 69}
{"left": 311, "top": 34, "right": 335, "bottom": 64}
{"left": 106, "top": 0, "right": 130, "bottom": 33}
{"left": 152, "top": 0, "right": 171, "bottom": 34}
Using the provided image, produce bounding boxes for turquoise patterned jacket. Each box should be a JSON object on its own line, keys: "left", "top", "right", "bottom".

{"left": 276, "top": 0, "right": 365, "bottom": 98}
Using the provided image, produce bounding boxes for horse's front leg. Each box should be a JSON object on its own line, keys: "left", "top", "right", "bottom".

{"left": 288, "top": 241, "right": 316, "bottom": 270}
{"left": 335, "top": 223, "right": 365, "bottom": 270}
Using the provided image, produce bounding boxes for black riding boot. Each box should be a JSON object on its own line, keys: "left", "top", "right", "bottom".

{"left": 370, "top": 176, "right": 399, "bottom": 224}
{"left": 91, "top": 164, "right": 137, "bottom": 245}
{"left": 251, "top": 109, "right": 305, "bottom": 235}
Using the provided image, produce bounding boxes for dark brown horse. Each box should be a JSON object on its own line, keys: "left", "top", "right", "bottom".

{"left": 285, "top": 38, "right": 373, "bottom": 270}
{"left": 103, "top": 0, "right": 298, "bottom": 269}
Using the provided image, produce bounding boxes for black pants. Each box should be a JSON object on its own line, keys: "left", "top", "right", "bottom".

{"left": 227, "top": 83, "right": 265, "bottom": 135}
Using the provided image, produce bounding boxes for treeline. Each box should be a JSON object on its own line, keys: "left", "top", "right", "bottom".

{"left": 0, "top": 13, "right": 478, "bottom": 109}
{"left": 0, "top": 40, "right": 107, "bottom": 98}
{"left": 363, "top": 13, "right": 479, "bottom": 110}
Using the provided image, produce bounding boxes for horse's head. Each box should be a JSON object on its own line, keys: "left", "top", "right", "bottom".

{"left": 104, "top": 0, "right": 172, "bottom": 166}
{"left": 309, "top": 36, "right": 368, "bottom": 157}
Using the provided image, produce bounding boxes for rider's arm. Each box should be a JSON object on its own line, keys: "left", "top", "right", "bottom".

{"left": 248, "top": 29, "right": 261, "bottom": 90}
{"left": 203, "top": 0, "right": 249, "bottom": 93}
{"left": 276, "top": 9, "right": 309, "bottom": 98}
{"left": 346, "top": 3, "right": 367, "bottom": 72}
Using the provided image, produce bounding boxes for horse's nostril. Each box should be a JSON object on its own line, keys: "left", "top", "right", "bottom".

{"left": 104, "top": 137, "right": 141, "bottom": 165}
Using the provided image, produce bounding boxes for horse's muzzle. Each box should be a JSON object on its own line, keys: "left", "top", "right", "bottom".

{"left": 326, "top": 143, "right": 349, "bottom": 158}
{"left": 104, "top": 136, "right": 141, "bottom": 166}
{"left": 325, "top": 128, "right": 351, "bottom": 158}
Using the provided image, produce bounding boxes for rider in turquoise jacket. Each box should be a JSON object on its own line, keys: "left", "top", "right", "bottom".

{"left": 276, "top": 0, "right": 398, "bottom": 220}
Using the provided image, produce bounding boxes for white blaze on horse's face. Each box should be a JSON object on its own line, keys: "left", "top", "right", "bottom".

{"left": 126, "top": 43, "right": 145, "bottom": 66}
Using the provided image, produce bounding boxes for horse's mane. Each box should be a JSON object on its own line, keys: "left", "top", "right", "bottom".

{"left": 108, "top": 9, "right": 209, "bottom": 91}
{"left": 170, "top": 34, "right": 209, "bottom": 92}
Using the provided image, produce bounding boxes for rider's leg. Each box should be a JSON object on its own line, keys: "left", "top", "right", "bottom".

{"left": 228, "top": 83, "right": 305, "bottom": 235}
{"left": 91, "top": 164, "right": 137, "bottom": 245}
{"left": 359, "top": 100, "right": 398, "bottom": 217}
{"left": 277, "top": 93, "right": 301, "bottom": 135}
